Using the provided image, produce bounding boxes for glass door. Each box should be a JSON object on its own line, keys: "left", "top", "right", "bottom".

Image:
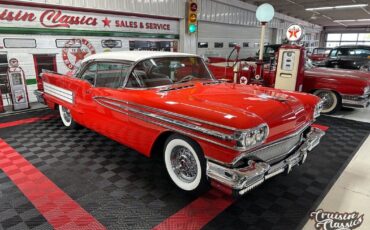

{"left": 33, "top": 54, "right": 57, "bottom": 90}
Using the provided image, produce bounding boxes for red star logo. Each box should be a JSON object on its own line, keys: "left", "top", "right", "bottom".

{"left": 288, "top": 27, "right": 300, "bottom": 39}
{"left": 70, "top": 48, "right": 89, "bottom": 63}
{"left": 102, "top": 17, "right": 111, "bottom": 27}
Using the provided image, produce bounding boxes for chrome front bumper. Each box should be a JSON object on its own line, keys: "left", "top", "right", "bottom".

{"left": 207, "top": 127, "right": 325, "bottom": 196}
{"left": 342, "top": 94, "right": 370, "bottom": 109}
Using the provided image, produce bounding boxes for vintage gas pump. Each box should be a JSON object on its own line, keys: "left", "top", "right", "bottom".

{"left": 7, "top": 58, "right": 30, "bottom": 110}
{"left": 274, "top": 44, "right": 305, "bottom": 91}
{"left": 274, "top": 25, "right": 305, "bottom": 91}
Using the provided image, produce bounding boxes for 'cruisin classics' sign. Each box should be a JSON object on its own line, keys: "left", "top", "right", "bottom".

{"left": 0, "top": 4, "right": 179, "bottom": 34}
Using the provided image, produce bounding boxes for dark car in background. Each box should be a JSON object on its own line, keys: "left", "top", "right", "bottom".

{"left": 325, "top": 45, "right": 370, "bottom": 71}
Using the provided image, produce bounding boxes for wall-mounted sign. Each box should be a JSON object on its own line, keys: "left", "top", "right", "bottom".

{"left": 56, "top": 39, "right": 82, "bottom": 48}
{"left": 4, "top": 38, "right": 37, "bottom": 48}
{"left": 286, "top": 24, "right": 304, "bottom": 42}
{"left": 102, "top": 39, "right": 122, "bottom": 48}
{"left": 62, "top": 38, "right": 96, "bottom": 70}
{"left": 0, "top": 4, "right": 179, "bottom": 35}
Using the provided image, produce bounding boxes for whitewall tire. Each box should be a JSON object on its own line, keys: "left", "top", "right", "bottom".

{"left": 59, "top": 105, "right": 78, "bottom": 128}
{"left": 164, "top": 134, "right": 209, "bottom": 193}
{"left": 313, "top": 90, "right": 341, "bottom": 114}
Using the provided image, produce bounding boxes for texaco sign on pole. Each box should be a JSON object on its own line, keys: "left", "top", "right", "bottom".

{"left": 286, "top": 24, "right": 304, "bottom": 42}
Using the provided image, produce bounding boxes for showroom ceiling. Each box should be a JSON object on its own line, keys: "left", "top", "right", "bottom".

{"left": 241, "top": 0, "right": 370, "bottom": 27}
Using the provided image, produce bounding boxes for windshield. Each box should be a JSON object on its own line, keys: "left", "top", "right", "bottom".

{"left": 126, "top": 56, "right": 214, "bottom": 88}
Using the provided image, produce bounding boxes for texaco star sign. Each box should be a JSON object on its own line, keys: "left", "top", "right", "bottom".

{"left": 286, "top": 24, "right": 304, "bottom": 42}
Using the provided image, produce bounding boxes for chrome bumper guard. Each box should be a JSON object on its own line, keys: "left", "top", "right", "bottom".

{"left": 342, "top": 94, "right": 370, "bottom": 109}
{"left": 207, "top": 127, "right": 325, "bottom": 196}
{"left": 34, "top": 90, "right": 45, "bottom": 104}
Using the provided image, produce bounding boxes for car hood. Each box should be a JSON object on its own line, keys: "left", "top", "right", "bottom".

{"left": 305, "top": 67, "right": 370, "bottom": 81}
{"left": 127, "top": 82, "right": 315, "bottom": 141}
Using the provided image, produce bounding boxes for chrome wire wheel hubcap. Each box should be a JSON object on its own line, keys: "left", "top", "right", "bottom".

{"left": 61, "top": 107, "right": 71, "bottom": 123}
{"left": 317, "top": 92, "right": 334, "bottom": 111}
{"left": 170, "top": 146, "right": 198, "bottom": 183}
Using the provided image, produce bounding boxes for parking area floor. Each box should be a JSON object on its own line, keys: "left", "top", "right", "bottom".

{"left": 0, "top": 109, "right": 369, "bottom": 230}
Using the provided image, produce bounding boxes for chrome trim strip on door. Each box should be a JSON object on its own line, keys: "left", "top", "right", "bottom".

{"left": 94, "top": 97, "right": 234, "bottom": 141}
{"left": 94, "top": 97, "right": 237, "bottom": 151}
{"left": 44, "top": 82, "right": 74, "bottom": 104}
{"left": 94, "top": 97, "right": 239, "bottom": 131}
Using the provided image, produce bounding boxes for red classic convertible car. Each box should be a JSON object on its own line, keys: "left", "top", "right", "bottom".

{"left": 307, "top": 47, "right": 331, "bottom": 66}
{"left": 37, "top": 51, "right": 324, "bottom": 197}
{"left": 208, "top": 49, "right": 370, "bottom": 114}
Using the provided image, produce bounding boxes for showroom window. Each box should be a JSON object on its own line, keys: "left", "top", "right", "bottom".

{"left": 229, "top": 42, "right": 238, "bottom": 48}
{"left": 198, "top": 42, "right": 208, "bottom": 48}
{"left": 326, "top": 33, "right": 370, "bottom": 47}
{"left": 214, "top": 42, "right": 223, "bottom": 48}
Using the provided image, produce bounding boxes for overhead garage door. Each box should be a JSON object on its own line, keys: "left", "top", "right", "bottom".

{"left": 197, "top": 21, "right": 274, "bottom": 59}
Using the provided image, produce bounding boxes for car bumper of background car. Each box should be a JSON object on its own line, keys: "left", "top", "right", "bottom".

{"left": 342, "top": 94, "right": 370, "bottom": 109}
{"left": 34, "top": 90, "right": 46, "bottom": 104}
{"left": 207, "top": 127, "right": 325, "bottom": 196}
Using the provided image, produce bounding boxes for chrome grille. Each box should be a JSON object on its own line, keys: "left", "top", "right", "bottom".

{"left": 247, "top": 133, "right": 302, "bottom": 164}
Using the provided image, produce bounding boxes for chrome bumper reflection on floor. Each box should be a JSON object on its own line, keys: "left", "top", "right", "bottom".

{"left": 207, "top": 127, "right": 325, "bottom": 196}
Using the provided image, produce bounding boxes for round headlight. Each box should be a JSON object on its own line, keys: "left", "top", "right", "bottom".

{"left": 364, "top": 86, "right": 369, "bottom": 95}
{"left": 255, "top": 127, "right": 266, "bottom": 142}
{"left": 244, "top": 131, "right": 256, "bottom": 147}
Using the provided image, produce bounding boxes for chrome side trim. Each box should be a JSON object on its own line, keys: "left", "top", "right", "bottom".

{"left": 93, "top": 97, "right": 237, "bottom": 150}
{"left": 99, "top": 97, "right": 240, "bottom": 132}
{"left": 207, "top": 127, "right": 325, "bottom": 196}
{"left": 97, "top": 97, "right": 234, "bottom": 141}
{"left": 44, "top": 82, "right": 74, "bottom": 104}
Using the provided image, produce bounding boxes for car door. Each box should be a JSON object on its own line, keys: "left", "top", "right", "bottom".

{"left": 327, "top": 48, "right": 338, "bottom": 67}
{"left": 76, "top": 61, "right": 132, "bottom": 142}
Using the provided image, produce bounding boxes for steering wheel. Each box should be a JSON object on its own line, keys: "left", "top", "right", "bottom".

{"left": 177, "top": 75, "right": 197, "bottom": 83}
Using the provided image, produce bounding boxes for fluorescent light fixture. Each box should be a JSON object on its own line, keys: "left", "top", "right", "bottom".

{"left": 306, "top": 4, "right": 368, "bottom": 11}
{"left": 335, "top": 4, "right": 367, "bottom": 9}
{"left": 306, "top": 6, "right": 333, "bottom": 11}
{"left": 334, "top": 19, "right": 370, "bottom": 23}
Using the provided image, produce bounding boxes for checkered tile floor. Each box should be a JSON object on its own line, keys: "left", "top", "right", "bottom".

{"left": 0, "top": 169, "right": 52, "bottom": 230}
{"left": 0, "top": 110, "right": 369, "bottom": 229}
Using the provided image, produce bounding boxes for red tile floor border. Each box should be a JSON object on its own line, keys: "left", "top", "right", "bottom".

{"left": 0, "top": 139, "right": 106, "bottom": 230}
{"left": 0, "top": 114, "right": 57, "bottom": 129}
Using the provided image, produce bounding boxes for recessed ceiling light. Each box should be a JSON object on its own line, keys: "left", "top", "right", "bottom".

{"left": 306, "top": 4, "right": 368, "bottom": 11}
